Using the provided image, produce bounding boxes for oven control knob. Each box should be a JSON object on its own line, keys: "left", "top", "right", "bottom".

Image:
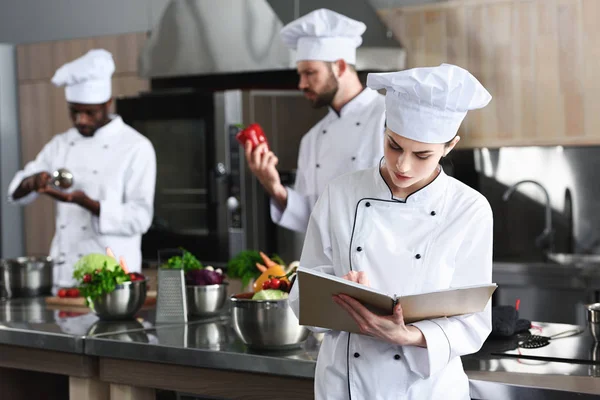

{"left": 227, "top": 196, "right": 240, "bottom": 211}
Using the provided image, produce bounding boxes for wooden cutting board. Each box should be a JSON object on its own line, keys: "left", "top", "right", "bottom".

{"left": 45, "top": 290, "right": 157, "bottom": 308}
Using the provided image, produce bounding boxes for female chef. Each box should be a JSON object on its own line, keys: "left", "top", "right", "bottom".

{"left": 289, "top": 63, "right": 493, "bottom": 399}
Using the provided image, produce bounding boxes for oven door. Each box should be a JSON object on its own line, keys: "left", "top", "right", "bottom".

{"left": 116, "top": 90, "right": 228, "bottom": 263}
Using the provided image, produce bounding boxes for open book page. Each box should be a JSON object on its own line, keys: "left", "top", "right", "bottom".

{"left": 296, "top": 267, "right": 497, "bottom": 334}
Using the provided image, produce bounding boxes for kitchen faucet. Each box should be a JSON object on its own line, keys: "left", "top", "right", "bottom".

{"left": 502, "top": 180, "right": 554, "bottom": 254}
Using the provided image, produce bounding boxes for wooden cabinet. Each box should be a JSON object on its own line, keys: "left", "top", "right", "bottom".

{"left": 15, "top": 32, "right": 149, "bottom": 256}
{"left": 377, "top": 0, "right": 600, "bottom": 148}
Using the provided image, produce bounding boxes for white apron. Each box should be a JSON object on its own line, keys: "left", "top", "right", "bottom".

{"left": 8, "top": 116, "right": 156, "bottom": 288}
{"left": 270, "top": 88, "right": 385, "bottom": 233}
{"left": 289, "top": 164, "right": 493, "bottom": 400}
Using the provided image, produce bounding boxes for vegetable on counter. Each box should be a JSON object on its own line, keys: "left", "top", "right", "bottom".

{"left": 252, "top": 289, "right": 289, "bottom": 301}
{"left": 185, "top": 268, "right": 224, "bottom": 286}
{"left": 160, "top": 249, "right": 203, "bottom": 272}
{"left": 227, "top": 250, "right": 285, "bottom": 287}
{"left": 72, "top": 251, "right": 146, "bottom": 307}
{"left": 253, "top": 252, "right": 288, "bottom": 293}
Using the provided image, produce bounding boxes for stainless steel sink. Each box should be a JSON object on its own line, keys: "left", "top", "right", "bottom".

{"left": 546, "top": 253, "right": 600, "bottom": 266}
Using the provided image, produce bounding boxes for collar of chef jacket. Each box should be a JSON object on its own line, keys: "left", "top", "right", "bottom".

{"left": 65, "top": 114, "right": 124, "bottom": 143}
{"left": 326, "top": 87, "right": 381, "bottom": 119}
{"left": 374, "top": 157, "right": 450, "bottom": 206}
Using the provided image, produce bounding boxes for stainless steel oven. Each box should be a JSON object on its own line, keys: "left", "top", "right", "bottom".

{"left": 116, "top": 89, "right": 326, "bottom": 265}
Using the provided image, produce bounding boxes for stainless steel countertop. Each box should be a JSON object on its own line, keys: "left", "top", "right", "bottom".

{"left": 2, "top": 295, "right": 600, "bottom": 384}
{"left": 0, "top": 297, "right": 160, "bottom": 353}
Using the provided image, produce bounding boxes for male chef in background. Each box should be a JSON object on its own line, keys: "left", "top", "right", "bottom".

{"left": 8, "top": 49, "right": 156, "bottom": 290}
{"left": 244, "top": 9, "right": 385, "bottom": 233}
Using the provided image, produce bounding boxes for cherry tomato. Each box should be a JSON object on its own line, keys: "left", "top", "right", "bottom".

{"left": 67, "top": 288, "right": 80, "bottom": 298}
{"left": 83, "top": 274, "right": 92, "bottom": 283}
{"left": 58, "top": 289, "right": 67, "bottom": 298}
{"left": 279, "top": 281, "right": 289, "bottom": 292}
{"left": 269, "top": 278, "right": 281, "bottom": 290}
{"left": 262, "top": 280, "right": 271, "bottom": 290}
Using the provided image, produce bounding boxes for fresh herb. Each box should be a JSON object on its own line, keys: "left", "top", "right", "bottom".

{"left": 160, "top": 248, "right": 203, "bottom": 273}
{"left": 76, "top": 264, "right": 131, "bottom": 307}
{"left": 227, "top": 250, "right": 285, "bottom": 287}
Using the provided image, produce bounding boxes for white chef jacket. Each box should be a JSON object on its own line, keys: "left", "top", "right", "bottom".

{"left": 271, "top": 88, "right": 385, "bottom": 233}
{"left": 8, "top": 116, "right": 156, "bottom": 288}
{"left": 290, "top": 163, "right": 493, "bottom": 400}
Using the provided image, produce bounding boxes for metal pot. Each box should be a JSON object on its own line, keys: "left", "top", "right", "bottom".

{"left": 586, "top": 303, "right": 600, "bottom": 341}
{"left": 0, "top": 257, "right": 53, "bottom": 298}
{"left": 230, "top": 293, "right": 309, "bottom": 350}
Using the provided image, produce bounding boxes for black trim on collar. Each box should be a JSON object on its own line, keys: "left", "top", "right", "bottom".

{"left": 377, "top": 158, "right": 443, "bottom": 203}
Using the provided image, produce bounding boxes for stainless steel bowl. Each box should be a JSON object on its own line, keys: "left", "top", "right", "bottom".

{"left": 51, "top": 168, "right": 74, "bottom": 189}
{"left": 230, "top": 293, "right": 309, "bottom": 350}
{"left": 186, "top": 284, "right": 228, "bottom": 317}
{"left": 0, "top": 256, "right": 53, "bottom": 298}
{"left": 586, "top": 303, "right": 600, "bottom": 341}
{"left": 91, "top": 279, "right": 147, "bottom": 321}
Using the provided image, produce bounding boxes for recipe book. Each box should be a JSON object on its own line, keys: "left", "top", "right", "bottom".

{"left": 297, "top": 268, "right": 497, "bottom": 335}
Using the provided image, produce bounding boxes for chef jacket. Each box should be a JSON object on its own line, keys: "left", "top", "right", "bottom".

{"left": 8, "top": 116, "right": 156, "bottom": 288}
{"left": 289, "top": 163, "right": 493, "bottom": 400}
{"left": 270, "top": 88, "right": 385, "bottom": 233}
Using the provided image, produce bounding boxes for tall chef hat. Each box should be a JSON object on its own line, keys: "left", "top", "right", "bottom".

{"left": 280, "top": 8, "right": 366, "bottom": 65}
{"left": 367, "top": 63, "right": 492, "bottom": 143}
{"left": 51, "top": 49, "right": 115, "bottom": 104}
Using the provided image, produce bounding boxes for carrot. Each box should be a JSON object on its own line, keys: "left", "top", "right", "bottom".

{"left": 259, "top": 251, "right": 280, "bottom": 269}
{"left": 106, "top": 247, "right": 116, "bottom": 259}
{"left": 255, "top": 262, "right": 267, "bottom": 273}
{"left": 119, "top": 256, "right": 130, "bottom": 274}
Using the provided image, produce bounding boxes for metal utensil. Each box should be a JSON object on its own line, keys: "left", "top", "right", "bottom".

{"left": 91, "top": 279, "right": 147, "bottom": 321}
{"left": 186, "top": 284, "right": 228, "bottom": 317}
{"left": 586, "top": 303, "right": 600, "bottom": 341}
{"left": 0, "top": 256, "right": 53, "bottom": 298}
{"left": 230, "top": 294, "right": 309, "bottom": 350}
{"left": 518, "top": 328, "right": 583, "bottom": 348}
{"left": 51, "top": 168, "right": 74, "bottom": 189}
{"left": 155, "top": 249, "right": 188, "bottom": 323}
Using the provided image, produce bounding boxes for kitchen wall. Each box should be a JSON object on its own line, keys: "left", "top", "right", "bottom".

{"left": 0, "top": 0, "right": 169, "bottom": 44}
{"left": 449, "top": 146, "right": 600, "bottom": 261}
{"left": 377, "top": 0, "right": 600, "bottom": 148}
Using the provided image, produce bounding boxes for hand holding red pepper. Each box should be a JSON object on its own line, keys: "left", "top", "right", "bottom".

{"left": 238, "top": 124, "right": 288, "bottom": 210}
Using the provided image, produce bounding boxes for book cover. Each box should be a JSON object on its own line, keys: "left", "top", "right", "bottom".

{"left": 297, "top": 267, "right": 497, "bottom": 335}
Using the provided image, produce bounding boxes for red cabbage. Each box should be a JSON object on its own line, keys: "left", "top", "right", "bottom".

{"left": 185, "top": 269, "right": 224, "bottom": 286}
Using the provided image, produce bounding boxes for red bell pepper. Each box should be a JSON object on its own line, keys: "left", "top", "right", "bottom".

{"left": 235, "top": 123, "right": 269, "bottom": 151}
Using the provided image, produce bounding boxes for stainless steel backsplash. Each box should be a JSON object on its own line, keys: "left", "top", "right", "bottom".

{"left": 447, "top": 146, "right": 600, "bottom": 262}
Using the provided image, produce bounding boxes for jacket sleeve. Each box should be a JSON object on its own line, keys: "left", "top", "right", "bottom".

{"left": 7, "top": 138, "right": 58, "bottom": 205}
{"left": 288, "top": 185, "right": 334, "bottom": 333}
{"left": 270, "top": 135, "right": 312, "bottom": 233}
{"left": 402, "top": 201, "right": 494, "bottom": 378}
{"left": 94, "top": 140, "right": 157, "bottom": 236}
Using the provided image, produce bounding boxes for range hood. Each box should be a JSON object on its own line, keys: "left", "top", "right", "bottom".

{"left": 139, "top": 0, "right": 406, "bottom": 78}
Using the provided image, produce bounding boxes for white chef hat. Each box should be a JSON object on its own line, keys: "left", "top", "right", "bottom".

{"left": 367, "top": 63, "right": 492, "bottom": 144}
{"left": 280, "top": 8, "right": 366, "bottom": 65}
{"left": 51, "top": 49, "right": 115, "bottom": 104}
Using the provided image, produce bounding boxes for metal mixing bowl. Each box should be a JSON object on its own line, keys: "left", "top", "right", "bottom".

{"left": 230, "top": 293, "right": 309, "bottom": 350}
{"left": 0, "top": 256, "right": 53, "bottom": 298}
{"left": 91, "top": 279, "right": 147, "bottom": 321}
{"left": 586, "top": 303, "right": 600, "bottom": 341}
{"left": 186, "top": 284, "right": 228, "bottom": 317}
{"left": 51, "top": 168, "right": 74, "bottom": 189}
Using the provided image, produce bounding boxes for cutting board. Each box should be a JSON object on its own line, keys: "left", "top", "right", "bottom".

{"left": 45, "top": 290, "right": 157, "bottom": 308}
